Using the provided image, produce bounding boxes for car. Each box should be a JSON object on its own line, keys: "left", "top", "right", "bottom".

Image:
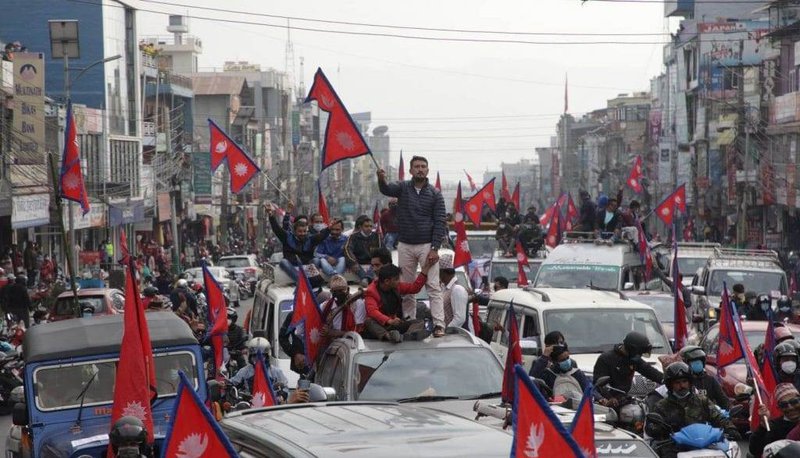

{"left": 51, "top": 288, "right": 125, "bottom": 321}
{"left": 315, "top": 329, "right": 503, "bottom": 405}
{"left": 697, "top": 320, "right": 800, "bottom": 431}
{"left": 488, "top": 249, "right": 546, "bottom": 288}
{"left": 670, "top": 242, "right": 720, "bottom": 287}
{"left": 7, "top": 313, "right": 206, "bottom": 458}
{"left": 218, "top": 254, "right": 263, "bottom": 293}
{"left": 182, "top": 266, "right": 233, "bottom": 292}
{"left": 485, "top": 287, "right": 671, "bottom": 396}
{"left": 625, "top": 290, "right": 695, "bottom": 345}
{"left": 220, "top": 401, "right": 513, "bottom": 457}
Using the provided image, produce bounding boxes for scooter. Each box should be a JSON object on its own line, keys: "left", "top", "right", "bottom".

{"left": 645, "top": 413, "right": 741, "bottom": 457}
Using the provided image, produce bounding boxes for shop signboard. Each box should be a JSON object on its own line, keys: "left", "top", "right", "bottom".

{"left": 11, "top": 193, "right": 50, "bottom": 229}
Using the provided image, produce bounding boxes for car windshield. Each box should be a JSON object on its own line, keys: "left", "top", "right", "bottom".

{"left": 708, "top": 270, "right": 787, "bottom": 296}
{"left": 534, "top": 264, "right": 620, "bottom": 290}
{"left": 34, "top": 352, "right": 197, "bottom": 411}
{"left": 219, "top": 258, "right": 251, "bottom": 269}
{"left": 677, "top": 257, "right": 706, "bottom": 277}
{"left": 468, "top": 237, "right": 496, "bottom": 259}
{"left": 354, "top": 347, "right": 503, "bottom": 401}
{"left": 631, "top": 296, "right": 674, "bottom": 323}
{"left": 543, "top": 308, "right": 669, "bottom": 354}
{"left": 55, "top": 296, "right": 105, "bottom": 316}
{"left": 491, "top": 261, "right": 540, "bottom": 285}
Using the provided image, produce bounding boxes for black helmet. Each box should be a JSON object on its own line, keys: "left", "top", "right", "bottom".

{"left": 623, "top": 331, "right": 653, "bottom": 358}
{"left": 664, "top": 362, "right": 692, "bottom": 387}
{"left": 763, "top": 440, "right": 800, "bottom": 458}
{"left": 778, "top": 296, "right": 792, "bottom": 312}
{"left": 679, "top": 345, "right": 706, "bottom": 364}
{"left": 759, "top": 294, "right": 771, "bottom": 307}
{"left": 774, "top": 342, "right": 799, "bottom": 365}
{"left": 227, "top": 307, "right": 238, "bottom": 324}
{"left": 109, "top": 415, "right": 147, "bottom": 450}
{"left": 143, "top": 286, "right": 158, "bottom": 298}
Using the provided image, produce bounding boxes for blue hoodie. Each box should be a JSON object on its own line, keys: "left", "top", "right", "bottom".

{"left": 316, "top": 234, "right": 348, "bottom": 259}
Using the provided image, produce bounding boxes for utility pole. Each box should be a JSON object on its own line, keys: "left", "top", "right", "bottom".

{"left": 220, "top": 109, "right": 230, "bottom": 247}
{"left": 736, "top": 39, "right": 747, "bottom": 248}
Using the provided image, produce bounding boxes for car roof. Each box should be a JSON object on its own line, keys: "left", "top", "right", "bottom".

{"left": 545, "top": 240, "right": 637, "bottom": 265}
{"left": 222, "top": 402, "right": 512, "bottom": 457}
{"left": 57, "top": 288, "right": 122, "bottom": 298}
{"left": 334, "top": 328, "right": 492, "bottom": 353}
{"left": 219, "top": 255, "right": 255, "bottom": 260}
{"left": 727, "top": 321, "right": 800, "bottom": 332}
{"left": 24, "top": 313, "right": 197, "bottom": 363}
{"left": 489, "top": 287, "right": 647, "bottom": 309}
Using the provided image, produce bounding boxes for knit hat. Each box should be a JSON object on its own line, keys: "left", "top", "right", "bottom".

{"left": 328, "top": 275, "right": 348, "bottom": 290}
{"left": 775, "top": 383, "right": 799, "bottom": 402}
{"left": 439, "top": 253, "right": 454, "bottom": 270}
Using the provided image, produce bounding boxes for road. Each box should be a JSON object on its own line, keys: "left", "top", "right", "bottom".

{"left": 0, "top": 295, "right": 255, "bottom": 448}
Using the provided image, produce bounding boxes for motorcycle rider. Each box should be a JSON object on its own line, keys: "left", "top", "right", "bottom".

{"left": 776, "top": 296, "right": 798, "bottom": 323}
{"left": 750, "top": 383, "right": 800, "bottom": 457}
{"left": 593, "top": 331, "right": 664, "bottom": 407}
{"left": 170, "top": 279, "right": 198, "bottom": 318}
{"left": 651, "top": 362, "right": 740, "bottom": 458}
{"left": 774, "top": 342, "right": 800, "bottom": 390}
{"left": 529, "top": 332, "right": 591, "bottom": 398}
{"left": 229, "top": 337, "right": 289, "bottom": 398}
{"left": 228, "top": 273, "right": 241, "bottom": 308}
{"left": 109, "top": 415, "right": 150, "bottom": 458}
{"left": 4, "top": 275, "right": 31, "bottom": 328}
{"left": 226, "top": 308, "right": 248, "bottom": 372}
{"left": 745, "top": 294, "right": 772, "bottom": 321}
{"left": 678, "top": 345, "right": 729, "bottom": 410}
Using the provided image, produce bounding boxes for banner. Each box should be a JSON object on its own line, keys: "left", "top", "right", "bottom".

{"left": 11, "top": 193, "right": 50, "bottom": 229}
{"left": 158, "top": 193, "right": 172, "bottom": 223}
{"left": 109, "top": 200, "right": 145, "bottom": 226}
{"left": 63, "top": 202, "right": 106, "bottom": 229}
{"left": 13, "top": 53, "right": 45, "bottom": 164}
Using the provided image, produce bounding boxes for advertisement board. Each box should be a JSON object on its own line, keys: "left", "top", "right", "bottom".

{"left": 11, "top": 193, "right": 50, "bottom": 229}
{"left": 12, "top": 53, "right": 45, "bottom": 164}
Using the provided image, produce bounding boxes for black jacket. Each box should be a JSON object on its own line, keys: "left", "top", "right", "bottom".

{"left": 269, "top": 215, "right": 330, "bottom": 265}
{"left": 279, "top": 312, "right": 304, "bottom": 359}
{"left": 694, "top": 373, "right": 730, "bottom": 410}
{"left": 750, "top": 416, "right": 797, "bottom": 457}
{"left": 593, "top": 345, "right": 663, "bottom": 397}
{"left": 378, "top": 178, "right": 447, "bottom": 249}
{"left": 578, "top": 199, "right": 597, "bottom": 232}
{"left": 4, "top": 283, "right": 30, "bottom": 311}
{"left": 595, "top": 209, "right": 622, "bottom": 233}
{"left": 170, "top": 288, "right": 198, "bottom": 317}
{"left": 227, "top": 323, "right": 248, "bottom": 351}
{"left": 344, "top": 231, "right": 380, "bottom": 265}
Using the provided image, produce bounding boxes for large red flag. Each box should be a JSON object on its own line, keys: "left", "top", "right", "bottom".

{"left": 480, "top": 178, "right": 497, "bottom": 212}
{"left": 511, "top": 182, "right": 520, "bottom": 210}
{"left": 674, "top": 183, "right": 687, "bottom": 213}
{"left": 305, "top": 68, "right": 371, "bottom": 170}
{"left": 289, "top": 268, "right": 325, "bottom": 368}
{"left": 516, "top": 241, "right": 530, "bottom": 287}
{"left": 566, "top": 194, "right": 579, "bottom": 225}
{"left": 226, "top": 140, "right": 260, "bottom": 194}
{"left": 654, "top": 184, "right": 687, "bottom": 226}
{"left": 717, "top": 285, "right": 745, "bottom": 368}
{"left": 317, "top": 181, "right": 330, "bottom": 225}
{"left": 464, "top": 178, "right": 497, "bottom": 225}
{"left": 752, "top": 316, "right": 780, "bottom": 430}
{"left": 161, "top": 372, "right": 239, "bottom": 458}
{"left": 453, "top": 182, "right": 471, "bottom": 268}
{"left": 511, "top": 365, "right": 583, "bottom": 458}
{"left": 672, "top": 238, "right": 688, "bottom": 351}
{"left": 399, "top": 150, "right": 405, "bottom": 181}
{"left": 501, "top": 171, "right": 512, "bottom": 202}
{"left": 626, "top": 155, "right": 644, "bottom": 194}
{"left": 61, "top": 101, "right": 90, "bottom": 215}
{"left": 204, "top": 263, "right": 228, "bottom": 379}
{"left": 251, "top": 351, "right": 278, "bottom": 408}
{"left": 502, "top": 302, "right": 523, "bottom": 404}
{"left": 434, "top": 171, "right": 441, "bottom": 191}
{"left": 545, "top": 202, "right": 561, "bottom": 248}
{"left": 570, "top": 385, "right": 597, "bottom": 458}
{"left": 109, "top": 243, "right": 156, "bottom": 447}
{"left": 208, "top": 118, "right": 236, "bottom": 172}
{"left": 539, "top": 203, "right": 556, "bottom": 228}
{"left": 464, "top": 169, "right": 478, "bottom": 191}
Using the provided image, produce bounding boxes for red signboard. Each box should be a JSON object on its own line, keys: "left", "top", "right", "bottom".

{"left": 79, "top": 251, "right": 102, "bottom": 266}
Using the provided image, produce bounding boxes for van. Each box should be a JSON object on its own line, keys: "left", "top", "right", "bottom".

{"left": 485, "top": 287, "right": 669, "bottom": 395}
{"left": 533, "top": 232, "right": 643, "bottom": 291}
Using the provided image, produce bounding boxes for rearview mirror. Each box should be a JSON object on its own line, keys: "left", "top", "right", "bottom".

{"left": 692, "top": 286, "right": 706, "bottom": 295}
{"left": 623, "top": 282, "right": 634, "bottom": 291}
{"left": 519, "top": 339, "right": 540, "bottom": 356}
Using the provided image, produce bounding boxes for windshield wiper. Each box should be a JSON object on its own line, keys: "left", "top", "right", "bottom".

{"left": 462, "top": 391, "right": 502, "bottom": 400}
{"left": 587, "top": 284, "right": 617, "bottom": 292}
{"left": 73, "top": 371, "right": 99, "bottom": 429}
{"left": 397, "top": 395, "right": 461, "bottom": 403}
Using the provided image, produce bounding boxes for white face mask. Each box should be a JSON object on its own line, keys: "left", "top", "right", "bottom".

{"left": 313, "top": 223, "right": 327, "bottom": 231}
{"left": 782, "top": 361, "right": 798, "bottom": 375}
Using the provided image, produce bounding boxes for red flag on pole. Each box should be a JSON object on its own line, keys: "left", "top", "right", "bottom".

{"left": 502, "top": 302, "right": 523, "bottom": 404}
{"left": 752, "top": 317, "right": 780, "bottom": 430}
{"left": 570, "top": 385, "right": 597, "bottom": 458}
{"left": 208, "top": 118, "right": 235, "bottom": 173}
{"left": 717, "top": 284, "right": 745, "bottom": 368}
{"left": 61, "top": 101, "right": 90, "bottom": 215}
{"left": 226, "top": 141, "right": 260, "bottom": 194}
{"left": 464, "top": 179, "right": 496, "bottom": 226}
{"left": 251, "top": 352, "right": 278, "bottom": 408}
{"left": 539, "top": 203, "right": 556, "bottom": 228}
{"left": 516, "top": 241, "right": 530, "bottom": 287}
{"left": 317, "top": 181, "right": 330, "bottom": 225}
{"left": 289, "top": 268, "right": 325, "bottom": 368}
{"left": 109, "top": 245, "right": 156, "bottom": 448}
{"left": 510, "top": 365, "right": 584, "bottom": 457}
{"left": 626, "top": 155, "right": 644, "bottom": 194}
{"left": 453, "top": 182, "right": 471, "bottom": 268}
{"left": 654, "top": 184, "right": 687, "bottom": 226}
{"left": 511, "top": 183, "right": 520, "bottom": 210}
{"left": 305, "top": 68, "right": 371, "bottom": 170}
{"left": 434, "top": 171, "right": 441, "bottom": 191}
{"left": 545, "top": 202, "right": 561, "bottom": 248}
{"left": 501, "top": 171, "right": 512, "bottom": 202}
{"left": 672, "top": 238, "right": 688, "bottom": 351}
{"left": 464, "top": 169, "right": 478, "bottom": 191}
{"left": 161, "top": 372, "right": 238, "bottom": 458}
{"left": 399, "top": 150, "right": 405, "bottom": 181}
{"left": 204, "top": 263, "right": 229, "bottom": 380}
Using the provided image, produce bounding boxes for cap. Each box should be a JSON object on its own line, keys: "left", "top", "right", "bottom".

{"left": 775, "top": 383, "right": 799, "bottom": 402}
{"left": 328, "top": 275, "right": 347, "bottom": 290}
{"left": 438, "top": 253, "right": 454, "bottom": 270}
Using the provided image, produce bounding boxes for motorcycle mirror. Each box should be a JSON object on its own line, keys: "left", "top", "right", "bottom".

{"left": 531, "top": 377, "right": 553, "bottom": 399}
{"left": 595, "top": 376, "right": 611, "bottom": 389}
{"left": 734, "top": 382, "right": 754, "bottom": 396}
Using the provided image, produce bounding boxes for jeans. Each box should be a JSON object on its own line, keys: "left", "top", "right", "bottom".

{"left": 316, "top": 256, "right": 346, "bottom": 276}
{"left": 397, "top": 242, "right": 443, "bottom": 327}
{"left": 383, "top": 232, "right": 399, "bottom": 250}
{"left": 279, "top": 259, "right": 299, "bottom": 281}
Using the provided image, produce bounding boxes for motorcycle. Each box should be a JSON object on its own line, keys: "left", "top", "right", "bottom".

{"left": 0, "top": 353, "right": 24, "bottom": 412}
{"left": 595, "top": 376, "right": 648, "bottom": 435}
{"left": 646, "top": 413, "right": 741, "bottom": 457}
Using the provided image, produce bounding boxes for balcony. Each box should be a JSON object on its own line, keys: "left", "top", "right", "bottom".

{"left": 770, "top": 91, "right": 800, "bottom": 124}
{"left": 767, "top": 0, "right": 800, "bottom": 36}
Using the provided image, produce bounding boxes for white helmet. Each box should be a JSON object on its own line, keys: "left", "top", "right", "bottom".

{"left": 176, "top": 278, "right": 188, "bottom": 288}
{"left": 246, "top": 337, "right": 271, "bottom": 354}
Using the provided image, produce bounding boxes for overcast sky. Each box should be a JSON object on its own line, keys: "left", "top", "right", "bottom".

{"left": 138, "top": 0, "right": 670, "bottom": 184}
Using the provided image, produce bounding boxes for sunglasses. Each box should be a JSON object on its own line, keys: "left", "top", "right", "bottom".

{"left": 779, "top": 397, "right": 800, "bottom": 409}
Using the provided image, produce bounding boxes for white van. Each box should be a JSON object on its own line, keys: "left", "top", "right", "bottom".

{"left": 533, "top": 233, "right": 643, "bottom": 291}
{"left": 485, "top": 287, "right": 669, "bottom": 396}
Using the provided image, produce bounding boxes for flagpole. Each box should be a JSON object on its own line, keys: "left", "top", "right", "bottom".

{"left": 368, "top": 151, "right": 380, "bottom": 169}
{"left": 262, "top": 172, "right": 292, "bottom": 201}
{"left": 48, "top": 153, "right": 82, "bottom": 317}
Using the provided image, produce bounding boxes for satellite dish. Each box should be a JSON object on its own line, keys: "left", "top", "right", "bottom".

{"left": 373, "top": 125, "right": 389, "bottom": 136}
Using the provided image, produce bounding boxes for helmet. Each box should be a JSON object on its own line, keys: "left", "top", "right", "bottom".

{"left": 246, "top": 337, "right": 271, "bottom": 362}
{"left": 763, "top": 440, "right": 800, "bottom": 458}
{"left": 664, "top": 362, "right": 692, "bottom": 388}
{"left": 759, "top": 294, "right": 771, "bottom": 307}
{"left": 774, "top": 342, "right": 799, "bottom": 365}
{"left": 623, "top": 331, "right": 653, "bottom": 358}
{"left": 176, "top": 278, "right": 188, "bottom": 288}
{"left": 227, "top": 307, "right": 238, "bottom": 324}
{"left": 143, "top": 286, "right": 158, "bottom": 298}
{"left": 679, "top": 345, "right": 706, "bottom": 364}
{"left": 109, "top": 415, "right": 147, "bottom": 450}
{"left": 778, "top": 296, "right": 792, "bottom": 312}
{"left": 776, "top": 325, "right": 795, "bottom": 344}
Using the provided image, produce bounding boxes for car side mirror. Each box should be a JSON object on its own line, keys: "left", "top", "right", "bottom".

{"left": 623, "top": 282, "right": 635, "bottom": 291}
{"left": 519, "top": 339, "right": 540, "bottom": 356}
{"left": 12, "top": 403, "right": 27, "bottom": 426}
{"left": 692, "top": 286, "right": 706, "bottom": 295}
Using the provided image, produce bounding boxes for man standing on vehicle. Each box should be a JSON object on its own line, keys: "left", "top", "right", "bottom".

{"left": 438, "top": 253, "right": 469, "bottom": 330}
{"left": 377, "top": 155, "right": 447, "bottom": 337}
{"left": 593, "top": 331, "right": 663, "bottom": 405}
{"left": 578, "top": 190, "right": 597, "bottom": 232}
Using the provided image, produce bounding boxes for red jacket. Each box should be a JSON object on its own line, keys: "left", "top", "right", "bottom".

{"left": 365, "top": 273, "right": 427, "bottom": 325}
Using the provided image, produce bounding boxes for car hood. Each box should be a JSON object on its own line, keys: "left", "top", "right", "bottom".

{"left": 38, "top": 423, "right": 165, "bottom": 458}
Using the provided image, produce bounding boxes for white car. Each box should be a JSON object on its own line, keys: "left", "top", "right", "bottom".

{"left": 182, "top": 266, "right": 233, "bottom": 292}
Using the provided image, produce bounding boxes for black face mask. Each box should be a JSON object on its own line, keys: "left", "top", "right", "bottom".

{"left": 117, "top": 447, "right": 142, "bottom": 458}
{"left": 333, "top": 292, "right": 348, "bottom": 303}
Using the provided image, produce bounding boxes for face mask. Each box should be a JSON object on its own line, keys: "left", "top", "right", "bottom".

{"left": 333, "top": 292, "right": 348, "bottom": 303}
{"left": 313, "top": 223, "right": 327, "bottom": 232}
{"left": 673, "top": 388, "right": 691, "bottom": 399}
{"left": 690, "top": 360, "right": 705, "bottom": 374}
{"left": 117, "top": 447, "right": 142, "bottom": 458}
{"left": 557, "top": 359, "right": 572, "bottom": 372}
{"left": 781, "top": 306, "right": 791, "bottom": 313}
{"left": 782, "top": 361, "right": 798, "bottom": 375}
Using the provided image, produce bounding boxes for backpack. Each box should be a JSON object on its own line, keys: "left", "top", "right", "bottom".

{"left": 549, "top": 368, "right": 583, "bottom": 399}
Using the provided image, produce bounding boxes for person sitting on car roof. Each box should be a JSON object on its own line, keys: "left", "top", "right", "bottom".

{"left": 593, "top": 331, "right": 664, "bottom": 407}
{"left": 750, "top": 383, "right": 800, "bottom": 457}
{"left": 439, "top": 253, "right": 469, "bottom": 330}
{"left": 344, "top": 215, "right": 381, "bottom": 286}
{"left": 315, "top": 219, "right": 348, "bottom": 277}
{"left": 267, "top": 203, "right": 329, "bottom": 288}
{"left": 320, "top": 275, "right": 365, "bottom": 339}
{"left": 363, "top": 262, "right": 435, "bottom": 343}
{"left": 529, "top": 331, "right": 591, "bottom": 398}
